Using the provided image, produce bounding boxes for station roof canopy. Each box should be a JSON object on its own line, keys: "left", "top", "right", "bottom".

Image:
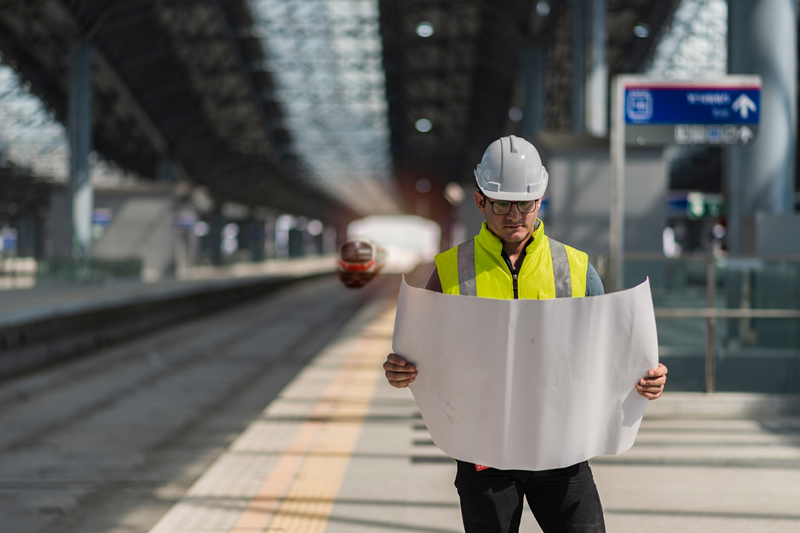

{"left": 0, "top": 0, "right": 680, "bottom": 223}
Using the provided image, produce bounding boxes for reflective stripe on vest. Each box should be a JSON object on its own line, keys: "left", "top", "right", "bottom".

{"left": 548, "top": 238, "right": 572, "bottom": 298}
{"left": 457, "top": 239, "right": 477, "bottom": 297}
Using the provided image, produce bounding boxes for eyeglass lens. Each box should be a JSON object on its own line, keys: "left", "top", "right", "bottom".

{"left": 489, "top": 199, "right": 537, "bottom": 215}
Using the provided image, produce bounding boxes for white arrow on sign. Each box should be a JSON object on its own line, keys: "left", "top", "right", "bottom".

{"left": 732, "top": 94, "right": 757, "bottom": 119}
{"left": 737, "top": 126, "right": 754, "bottom": 144}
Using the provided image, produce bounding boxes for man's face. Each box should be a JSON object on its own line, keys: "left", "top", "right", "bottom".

{"left": 474, "top": 191, "right": 540, "bottom": 244}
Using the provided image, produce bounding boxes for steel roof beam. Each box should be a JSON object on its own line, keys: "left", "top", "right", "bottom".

{"left": 45, "top": 0, "right": 169, "bottom": 157}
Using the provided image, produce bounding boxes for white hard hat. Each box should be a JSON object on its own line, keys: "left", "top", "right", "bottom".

{"left": 474, "top": 135, "right": 548, "bottom": 201}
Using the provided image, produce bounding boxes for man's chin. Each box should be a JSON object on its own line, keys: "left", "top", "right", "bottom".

{"left": 502, "top": 228, "right": 532, "bottom": 242}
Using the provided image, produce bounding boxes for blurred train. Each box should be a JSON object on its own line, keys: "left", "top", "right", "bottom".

{"left": 338, "top": 240, "right": 388, "bottom": 288}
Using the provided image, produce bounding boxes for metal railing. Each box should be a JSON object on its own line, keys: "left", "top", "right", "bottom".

{"left": 0, "top": 257, "right": 143, "bottom": 286}
{"left": 622, "top": 253, "right": 800, "bottom": 393}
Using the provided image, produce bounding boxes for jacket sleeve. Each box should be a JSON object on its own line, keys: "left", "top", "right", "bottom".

{"left": 426, "top": 268, "right": 444, "bottom": 293}
{"left": 585, "top": 263, "right": 605, "bottom": 296}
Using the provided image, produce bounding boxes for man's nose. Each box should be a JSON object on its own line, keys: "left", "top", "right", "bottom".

{"left": 507, "top": 203, "right": 523, "bottom": 217}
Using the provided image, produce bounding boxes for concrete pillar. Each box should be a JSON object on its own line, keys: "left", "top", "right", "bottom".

{"left": 287, "top": 228, "right": 304, "bottom": 258}
{"left": 17, "top": 214, "right": 39, "bottom": 258}
{"left": 208, "top": 210, "right": 224, "bottom": 265}
{"left": 571, "top": 0, "right": 586, "bottom": 133}
{"left": 246, "top": 219, "right": 265, "bottom": 262}
{"left": 68, "top": 43, "right": 93, "bottom": 260}
{"left": 586, "top": 0, "right": 607, "bottom": 137}
{"left": 521, "top": 46, "right": 547, "bottom": 139}
{"left": 323, "top": 226, "right": 337, "bottom": 254}
{"left": 156, "top": 159, "right": 176, "bottom": 182}
{"left": 726, "top": 0, "right": 797, "bottom": 253}
{"left": 263, "top": 214, "right": 276, "bottom": 259}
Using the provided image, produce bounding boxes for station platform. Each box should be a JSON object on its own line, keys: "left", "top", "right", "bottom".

{"left": 0, "top": 256, "right": 337, "bottom": 380}
{"left": 146, "top": 283, "right": 800, "bottom": 533}
{"left": 1, "top": 270, "right": 799, "bottom": 533}
{"left": 0, "top": 255, "right": 336, "bottom": 327}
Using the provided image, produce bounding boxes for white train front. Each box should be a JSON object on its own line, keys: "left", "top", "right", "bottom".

{"left": 337, "top": 240, "right": 387, "bottom": 288}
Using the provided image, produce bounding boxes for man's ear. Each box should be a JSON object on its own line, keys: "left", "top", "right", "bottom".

{"left": 474, "top": 191, "right": 485, "bottom": 214}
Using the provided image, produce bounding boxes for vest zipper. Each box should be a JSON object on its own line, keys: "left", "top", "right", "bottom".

{"left": 501, "top": 244, "right": 529, "bottom": 300}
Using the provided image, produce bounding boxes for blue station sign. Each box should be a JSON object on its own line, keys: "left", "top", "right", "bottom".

{"left": 626, "top": 85, "right": 760, "bottom": 125}
{"left": 622, "top": 77, "right": 762, "bottom": 146}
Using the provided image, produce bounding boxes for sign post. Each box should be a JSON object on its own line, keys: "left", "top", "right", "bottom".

{"left": 608, "top": 75, "right": 762, "bottom": 293}
{"left": 609, "top": 77, "right": 626, "bottom": 295}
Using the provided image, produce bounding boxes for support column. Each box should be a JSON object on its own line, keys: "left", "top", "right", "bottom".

{"left": 156, "top": 159, "right": 177, "bottom": 182}
{"left": 68, "top": 43, "right": 93, "bottom": 260}
{"left": 586, "top": 0, "right": 607, "bottom": 137}
{"left": 571, "top": 0, "right": 586, "bottom": 133}
{"left": 726, "top": 0, "right": 797, "bottom": 253}
{"left": 247, "top": 218, "right": 265, "bottom": 262}
{"left": 521, "top": 46, "right": 547, "bottom": 139}
{"left": 208, "top": 210, "right": 224, "bottom": 265}
{"left": 263, "top": 212, "right": 276, "bottom": 259}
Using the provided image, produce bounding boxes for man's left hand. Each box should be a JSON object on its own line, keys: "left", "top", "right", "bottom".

{"left": 636, "top": 363, "right": 668, "bottom": 400}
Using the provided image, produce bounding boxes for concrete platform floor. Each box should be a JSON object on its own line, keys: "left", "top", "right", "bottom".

{"left": 147, "top": 293, "right": 800, "bottom": 533}
{"left": 2, "top": 271, "right": 799, "bottom": 533}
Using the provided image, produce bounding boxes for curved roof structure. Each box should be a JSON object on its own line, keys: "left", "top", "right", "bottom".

{"left": 0, "top": 0, "right": 682, "bottom": 226}
{"left": 0, "top": 0, "right": 358, "bottom": 223}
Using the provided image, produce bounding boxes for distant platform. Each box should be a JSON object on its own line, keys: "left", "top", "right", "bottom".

{"left": 0, "top": 256, "right": 340, "bottom": 380}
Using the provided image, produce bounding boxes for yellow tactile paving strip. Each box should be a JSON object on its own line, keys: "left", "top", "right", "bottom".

{"left": 148, "top": 298, "right": 395, "bottom": 533}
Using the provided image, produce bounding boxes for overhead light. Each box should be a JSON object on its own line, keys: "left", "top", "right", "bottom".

{"left": 444, "top": 182, "right": 466, "bottom": 206}
{"left": 415, "top": 118, "right": 432, "bottom": 132}
{"left": 508, "top": 107, "right": 523, "bottom": 122}
{"left": 222, "top": 223, "right": 239, "bottom": 239}
{"left": 276, "top": 214, "right": 296, "bottom": 231}
{"left": 416, "top": 22, "right": 434, "bottom": 38}
{"left": 193, "top": 221, "right": 210, "bottom": 237}
{"left": 307, "top": 219, "right": 324, "bottom": 236}
{"left": 633, "top": 24, "right": 650, "bottom": 38}
{"left": 536, "top": 1, "right": 551, "bottom": 16}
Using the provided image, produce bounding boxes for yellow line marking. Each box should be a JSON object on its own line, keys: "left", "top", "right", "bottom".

{"left": 232, "top": 306, "right": 393, "bottom": 533}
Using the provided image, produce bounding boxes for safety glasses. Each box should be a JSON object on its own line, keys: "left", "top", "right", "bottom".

{"left": 481, "top": 194, "right": 539, "bottom": 215}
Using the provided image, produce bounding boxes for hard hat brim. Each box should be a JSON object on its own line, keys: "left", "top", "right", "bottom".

{"left": 476, "top": 186, "right": 544, "bottom": 201}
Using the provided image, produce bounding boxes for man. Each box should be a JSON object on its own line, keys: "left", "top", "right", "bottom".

{"left": 384, "top": 135, "right": 667, "bottom": 533}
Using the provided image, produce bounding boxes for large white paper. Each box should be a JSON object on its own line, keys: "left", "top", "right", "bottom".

{"left": 392, "top": 277, "right": 659, "bottom": 471}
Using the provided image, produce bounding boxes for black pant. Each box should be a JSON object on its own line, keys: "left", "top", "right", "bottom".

{"left": 454, "top": 460, "right": 605, "bottom": 533}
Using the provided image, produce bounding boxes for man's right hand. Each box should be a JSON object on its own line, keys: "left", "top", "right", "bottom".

{"left": 383, "top": 353, "right": 417, "bottom": 388}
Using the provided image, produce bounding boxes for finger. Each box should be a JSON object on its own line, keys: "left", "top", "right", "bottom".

{"left": 388, "top": 376, "right": 416, "bottom": 388}
{"left": 639, "top": 376, "right": 666, "bottom": 386}
{"left": 636, "top": 387, "right": 662, "bottom": 398}
{"left": 383, "top": 361, "right": 416, "bottom": 373}
{"left": 386, "top": 370, "right": 417, "bottom": 382}
{"left": 637, "top": 381, "right": 664, "bottom": 389}
{"left": 637, "top": 384, "right": 664, "bottom": 393}
{"left": 387, "top": 353, "right": 408, "bottom": 366}
{"left": 646, "top": 364, "right": 668, "bottom": 378}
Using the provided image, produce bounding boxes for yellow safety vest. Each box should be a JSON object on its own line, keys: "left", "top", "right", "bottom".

{"left": 434, "top": 221, "right": 588, "bottom": 299}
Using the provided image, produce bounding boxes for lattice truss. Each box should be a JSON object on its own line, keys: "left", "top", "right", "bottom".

{"left": 0, "top": 63, "right": 66, "bottom": 179}
{"left": 0, "top": 61, "right": 139, "bottom": 185}
{"left": 248, "top": 0, "right": 400, "bottom": 215}
{"left": 395, "top": 0, "right": 481, "bottom": 176}
{"left": 646, "top": 0, "right": 727, "bottom": 79}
